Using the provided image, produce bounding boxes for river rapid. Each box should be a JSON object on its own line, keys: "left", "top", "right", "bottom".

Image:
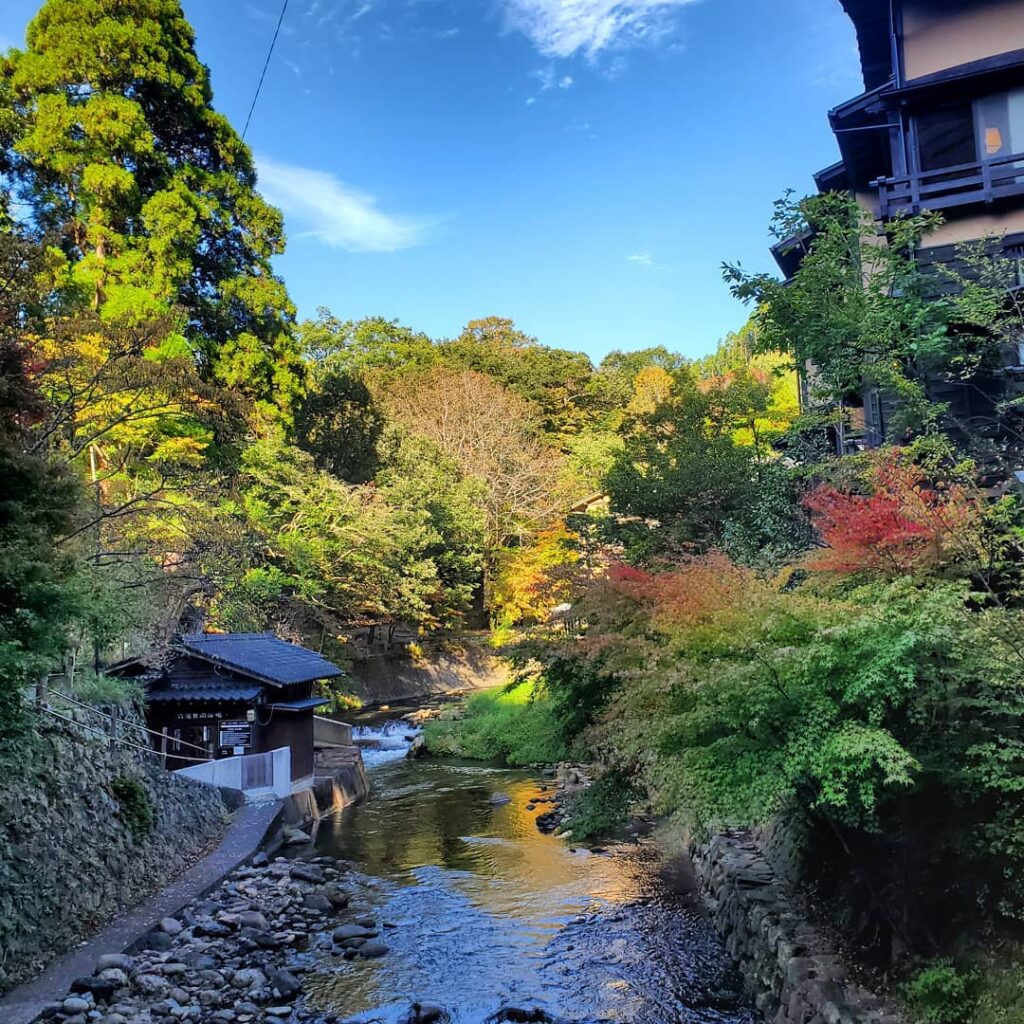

{"left": 300, "top": 716, "right": 757, "bottom": 1024}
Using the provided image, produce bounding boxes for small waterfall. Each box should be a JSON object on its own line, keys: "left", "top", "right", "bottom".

{"left": 353, "top": 719, "right": 420, "bottom": 768}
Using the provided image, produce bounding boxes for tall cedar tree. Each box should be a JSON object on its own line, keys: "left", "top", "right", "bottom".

{"left": 2, "top": 0, "right": 302, "bottom": 423}
{"left": 0, "top": 231, "right": 82, "bottom": 738}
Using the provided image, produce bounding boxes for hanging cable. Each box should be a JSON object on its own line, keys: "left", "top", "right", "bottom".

{"left": 242, "top": 0, "right": 290, "bottom": 140}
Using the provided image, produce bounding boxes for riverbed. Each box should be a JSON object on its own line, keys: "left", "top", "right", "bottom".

{"left": 300, "top": 719, "right": 757, "bottom": 1024}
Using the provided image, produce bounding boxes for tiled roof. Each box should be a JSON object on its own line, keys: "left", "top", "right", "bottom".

{"left": 146, "top": 686, "right": 264, "bottom": 703}
{"left": 179, "top": 633, "right": 344, "bottom": 686}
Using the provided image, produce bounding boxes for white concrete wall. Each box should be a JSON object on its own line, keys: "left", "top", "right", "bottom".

{"left": 175, "top": 747, "right": 292, "bottom": 802}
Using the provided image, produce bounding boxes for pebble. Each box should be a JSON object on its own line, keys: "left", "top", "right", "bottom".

{"left": 39, "top": 855, "right": 385, "bottom": 1024}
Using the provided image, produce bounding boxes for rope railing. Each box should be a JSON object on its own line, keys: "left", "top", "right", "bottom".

{"left": 34, "top": 705, "right": 211, "bottom": 764}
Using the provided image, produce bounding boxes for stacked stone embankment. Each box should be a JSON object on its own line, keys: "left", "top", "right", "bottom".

{"left": 692, "top": 831, "right": 903, "bottom": 1024}
{"left": 0, "top": 716, "right": 228, "bottom": 995}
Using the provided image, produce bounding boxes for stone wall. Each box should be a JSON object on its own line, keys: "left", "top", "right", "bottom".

{"left": 691, "top": 830, "right": 903, "bottom": 1024}
{"left": 347, "top": 644, "right": 508, "bottom": 704}
{"left": 0, "top": 716, "right": 228, "bottom": 994}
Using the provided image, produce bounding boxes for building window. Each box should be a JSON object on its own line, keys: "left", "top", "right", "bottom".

{"left": 916, "top": 101, "right": 976, "bottom": 171}
{"left": 978, "top": 88, "right": 1024, "bottom": 160}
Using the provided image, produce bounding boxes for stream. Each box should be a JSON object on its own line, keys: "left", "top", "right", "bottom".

{"left": 300, "top": 715, "right": 757, "bottom": 1024}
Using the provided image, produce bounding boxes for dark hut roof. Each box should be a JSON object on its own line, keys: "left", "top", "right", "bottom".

{"left": 179, "top": 633, "right": 344, "bottom": 687}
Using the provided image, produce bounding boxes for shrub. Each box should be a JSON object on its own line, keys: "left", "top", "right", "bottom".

{"left": 111, "top": 775, "right": 154, "bottom": 840}
{"left": 563, "top": 771, "right": 640, "bottom": 841}
{"left": 70, "top": 671, "right": 144, "bottom": 709}
{"left": 903, "top": 961, "right": 976, "bottom": 1024}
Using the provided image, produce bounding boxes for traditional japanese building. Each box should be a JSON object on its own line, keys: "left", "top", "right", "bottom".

{"left": 116, "top": 633, "right": 342, "bottom": 790}
{"left": 777, "top": 0, "right": 1024, "bottom": 452}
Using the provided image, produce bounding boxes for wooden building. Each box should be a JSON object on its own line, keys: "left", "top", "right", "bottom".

{"left": 117, "top": 633, "right": 342, "bottom": 790}
{"left": 776, "top": 0, "right": 1024, "bottom": 453}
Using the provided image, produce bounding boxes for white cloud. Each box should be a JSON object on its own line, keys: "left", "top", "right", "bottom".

{"left": 257, "top": 156, "right": 434, "bottom": 253}
{"left": 246, "top": 2, "right": 297, "bottom": 34}
{"left": 531, "top": 65, "right": 557, "bottom": 90}
{"left": 503, "top": 0, "right": 697, "bottom": 59}
{"left": 627, "top": 251, "right": 672, "bottom": 271}
{"left": 525, "top": 65, "right": 574, "bottom": 104}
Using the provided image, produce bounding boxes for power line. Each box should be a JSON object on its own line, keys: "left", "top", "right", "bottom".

{"left": 242, "top": 0, "right": 290, "bottom": 141}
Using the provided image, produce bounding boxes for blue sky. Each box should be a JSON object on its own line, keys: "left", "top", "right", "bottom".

{"left": 0, "top": 0, "right": 863, "bottom": 363}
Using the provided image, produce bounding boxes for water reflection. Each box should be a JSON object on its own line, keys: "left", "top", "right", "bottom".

{"left": 304, "top": 731, "right": 754, "bottom": 1024}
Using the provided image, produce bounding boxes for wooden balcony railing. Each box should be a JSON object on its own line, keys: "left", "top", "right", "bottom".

{"left": 873, "top": 152, "right": 1024, "bottom": 218}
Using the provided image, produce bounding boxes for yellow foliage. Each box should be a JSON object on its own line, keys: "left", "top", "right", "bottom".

{"left": 492, "top": 523, "right": 579, "bottom": 627}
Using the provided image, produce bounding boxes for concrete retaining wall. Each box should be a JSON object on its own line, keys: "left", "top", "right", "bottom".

{"left": 347, "top": 645, "right": 508, "bottom": 704}
{"left": 691, "top": 830, "right": 903, "bottom": 1024}
{"left": 280, "top": 746, "right": 371, "bottom": 826}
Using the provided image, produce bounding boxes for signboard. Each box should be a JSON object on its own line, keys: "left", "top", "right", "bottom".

{"left": 218, "top": 719, "right": 252, "bottom": 751}
{"left": 174, "top": 710, "right": 225, "bottom": 723}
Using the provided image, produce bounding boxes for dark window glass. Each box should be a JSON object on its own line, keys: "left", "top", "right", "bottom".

{"left": 916, "top": 102, "right": 976, "bottom": 171}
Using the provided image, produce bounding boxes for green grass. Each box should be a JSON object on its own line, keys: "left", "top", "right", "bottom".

{"left": 422, "top": 682, "right": 567, "bottom": 766}
{"left": 971, "top": 946, "right": 1024, "bottom": 1024}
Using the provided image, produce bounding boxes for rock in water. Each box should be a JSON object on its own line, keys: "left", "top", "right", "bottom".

{"left": 289, "top": 862, "right": 325, "bottom": 884}
{"left": 403, "top": 1003, "right": 449, "bottom": 1024}
{"left": 283, "top": 826, "right": 312, "bottom": 845}
{"left": 303, "top": 893, "right": 333, "bottom": 912}
{"left": 268, "top": 968, "right": 302, "bottom": 997}
{"left": 489, "top": 792, "right": 512, "bottom": 806}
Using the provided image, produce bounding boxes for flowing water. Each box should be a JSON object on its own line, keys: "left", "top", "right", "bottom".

{"left": 301, "top": 716, "right": 757, "bottom": 1024}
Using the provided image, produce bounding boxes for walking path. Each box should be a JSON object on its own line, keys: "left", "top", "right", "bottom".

{"left": 0, "top": 800, "right": 282, "bottom": 1024}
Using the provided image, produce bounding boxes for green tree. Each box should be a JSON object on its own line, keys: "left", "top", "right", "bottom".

{"left": 723, "top": 192, "right": 1017, "bottom": 444}
{"left": 298, "top": 311, "right": 437, "bottom": 379}
{"left": 375, "top": 432, "right": 487, "bottom": 626}
{"left": 442, "top": 317, "right": 597, "bottom": 437}
{"left": 3, "top": 0, "right": 300, "bottom": 423}
{"left": 294, "top": 367, "right": 383, "bottom": 484}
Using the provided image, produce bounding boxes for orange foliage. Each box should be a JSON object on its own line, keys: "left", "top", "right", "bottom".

{"left": 605, "top": 551, "right": 756, "bottom": 632}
